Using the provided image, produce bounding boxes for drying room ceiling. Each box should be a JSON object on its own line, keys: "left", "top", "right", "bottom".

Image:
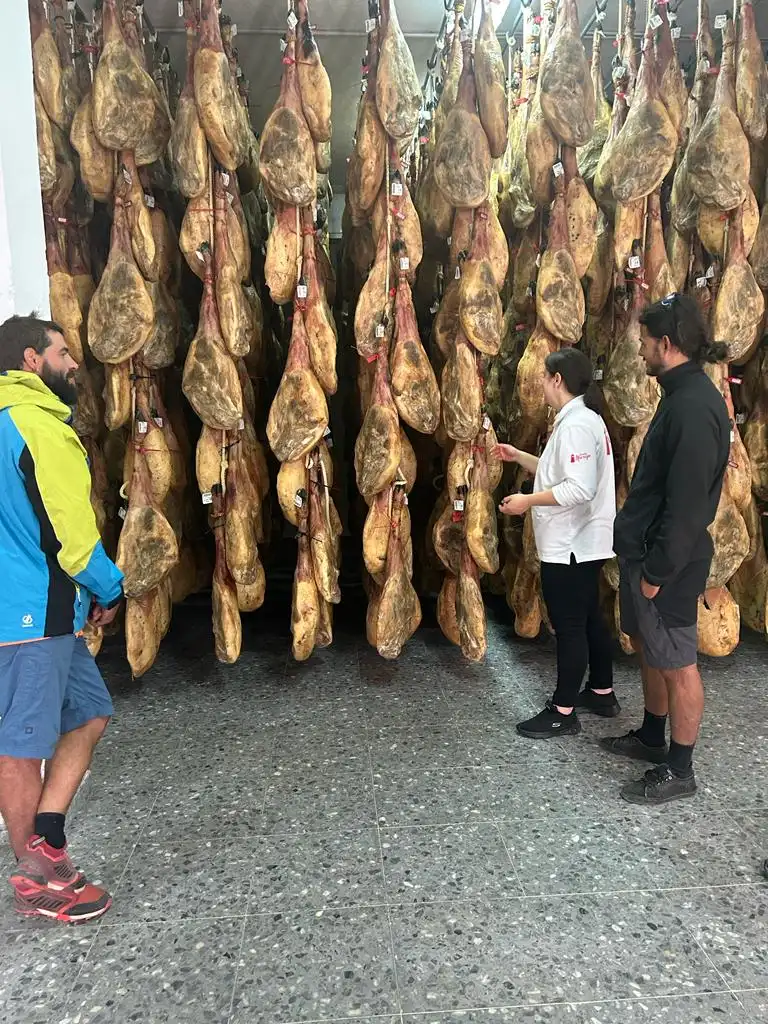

{"left": 77, "top": 1, "right": 768, "bottom": 190}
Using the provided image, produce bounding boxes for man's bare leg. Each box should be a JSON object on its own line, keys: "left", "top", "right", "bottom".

{"left": 638, "top": 643, "right": 669, "bottom": 717}
{"left": 37, "top": 717, "right": 110, "bottom": 818}
{"left": 0, "top": 757, "right": 43, "bottom": 859}
{"left": 662, "top": 664, "right": 704, "bottom": 779}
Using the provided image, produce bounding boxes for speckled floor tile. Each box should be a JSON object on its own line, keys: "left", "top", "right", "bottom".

{"left": 369, "top": 723, "right": 473, "bottom": 772}
{"left": 390, "top": 892, "right": 723, "bottom": 1012}
{"left": 693, "top": 733, "right": 768, "bottom": 811}
{"left": 261, "top": 767, "right": 376, "bottom": 834}
{"left": 65, "top": 917, "right": 242, "bottom": 1023}
{"left": 363, "top": 690, "right": 455, "bottom": 730}
{"left": 373, "top": 768, "right": 499, "bottom": 827}
{"left": 232, "top": 906, "right": 398, "bottom": 1021}
{"left": 400, "top": 995, "right": 744, "bottom": 1023}
{"left": 105, "top": 836, "right": 254, "bottom": 923}
{"left": 498, "top": 812, "right": 653, "bottom": 897}
{"left": 0, "top": 926, "right": 94, "bottom": 1021}
{"left": 67, "top": 774, "right": 159, "bottom": 843}
{"left": 271, "top": 717, "right": 369, "bottom": 771}
{"left": 146, "top": 768, "right": 267, "bottom": 840}
{"left": 483, "top": 757, "right": 602, "bottom": 820}
{"left": 249, "top": 829, "right": 386, "bottom": 911}
{"left": 665, "top": 885, "right": 768, "bottom": 990}
{"left": 380, "top": 823, "right": 522, "bottom": 902}
{"left": 737, "top": 989, "right": 768, "bottom": 1021}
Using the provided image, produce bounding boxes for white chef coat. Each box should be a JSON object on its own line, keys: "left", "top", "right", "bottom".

{"left": 531, "top": 395, "right": 616, "bottom": 564}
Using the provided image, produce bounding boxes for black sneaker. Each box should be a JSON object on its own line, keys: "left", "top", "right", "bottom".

{"left": 517, "top": 702, "right": 582, "bottom": 740}
{"left": 599, "top": 730, "right": 668, "bottom": 765}
{"left": 621, "top": 765, "right": 697, "bottom": 806}
{"left": 575, "top": 689, "right": 621, "bottom": 718}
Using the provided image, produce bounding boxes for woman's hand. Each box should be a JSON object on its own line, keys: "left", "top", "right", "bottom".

{"left": 499, "top": 493, "right": 531, "bottom": 516}
{"left": 491, "top": 443, "right": 520, "bottom": 464}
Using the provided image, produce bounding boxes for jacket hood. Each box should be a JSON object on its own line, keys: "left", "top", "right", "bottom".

{"left": 0, "top": 370, "right": 72, "bottom": 422}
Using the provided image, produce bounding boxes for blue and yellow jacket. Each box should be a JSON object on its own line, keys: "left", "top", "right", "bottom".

{"left": 0, "top": 371, "right": 123, "bottom": 643}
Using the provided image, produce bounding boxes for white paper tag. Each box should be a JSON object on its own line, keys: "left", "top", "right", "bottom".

{"left": 365, "top": 17, "right": 376, "bottom": 33}
{"left": 137, "top": 420, "right": 148, "bottom": 434}
{"left": 736, "top": 412, "right": 746, "bottom": 424}
{"left": 323, "top": 426, "right": 332, "bottom": 437}
{"left": 628, "top": 255, "right": 641, "bottom": 270}
{"left": 399, "top": 257, "right": 410, "bottom": 271}
{"left": 238, "top": 418, "right": 245, "bottom": 431}
{"left": 391, "top": 181, "right": 403, "bottom": 197}
{"left": 553, "top": 162, "right": 564, "bottom": 178}
{"left": 296, "top": 283, "right": 308, "bottom": 300}
{"left": 455, "top": 266, "right": 461, "bottom": 279}
{"left": 730, "top": 430, "right": 735, "bottom": 443}
{"left": 706, "top": 265, "right": 715, "bottom": 279}
{"left": 453, "top": 499, "right": 465, "bottom": 512}
{"left": 280, "top": 38, "right": 288, "bottom": 52}
{"left": 404, "top": 494, "right": 409, "bottom": 505}
{"left": 649, "top": 14, "right": 663, "bottom": 30}
{"left": 671, "top": 26, "right": 682, "bottom": 39}
{"left": 202, "top": 491, "right": 213, "bottom": 505}
{"left": 196, "top": 249, "right": 205, "bottom": 263}
{"left": 118, "top": 506, "right": 127, "bottom": 520}
{"left": 154, "top": 417, "right": 163, "bottom": 427}
{"left": 482, "top": 414, "right": 491, "bottom": 431}
{"left": 231, "top": 22, "right": 238, "bottom": 36}
{"left": 226, "top": 192, "right": 234, "bottom": 205}
{"left": 714, "top": 14, "right": 727, "bottom": 29}
{"left": 177, "top": 0, "right": 183, "bottom": 16}
{"left": 531, "top": 22, "right": 541, "bottom": 36}
{"left": 294, "top": 493, "right": 303, "bottom": 508}
{"left": 375, "top": 323, "right": 386, "bottom": 338}
{"left": 446, "top": 236, "right": 452, "bottom": 247}
{"left": 696, "top": 276, "right": 708, "bottom": 288}
{"left": 122, "top": 167, "right": 132, "bottom": 184}
{"left": 287, "top": 10, "right": 298, "bottom": 30}
{"left": 222, "top": 172, "right": 230, "bottom": 186}
{"left": 144, "top": 193, "right": 155, "bottom": 209}
{"left": 535, "top": 254, "right": 542, "bottom": 268}
{"left": 593, "top": 368, "right": 604, "bottom": 381}
{"left": 595, "top": 8, "right": 606, "bottom": 21}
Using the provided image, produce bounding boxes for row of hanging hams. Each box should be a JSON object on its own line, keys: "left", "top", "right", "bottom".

{"left": 260, "top": 1, "right": 344, "bottom": 661}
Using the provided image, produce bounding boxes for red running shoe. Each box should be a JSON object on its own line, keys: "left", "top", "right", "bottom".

{"left": 9, "top": 836, "right": 112, "bottom": 923}
{"left": 12, "top": 879, "right": 112, "bottom": 924}
{"left": 10, "top": 836, "right": 86, "bottom": 892}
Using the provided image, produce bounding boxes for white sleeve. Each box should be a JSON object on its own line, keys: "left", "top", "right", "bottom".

{"left": 550, "top": 424, "right": 599, "bottom": 507}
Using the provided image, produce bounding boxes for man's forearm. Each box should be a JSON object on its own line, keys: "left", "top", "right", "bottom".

{"left": 515, "top": 452, "right": 539, "bottom": 475}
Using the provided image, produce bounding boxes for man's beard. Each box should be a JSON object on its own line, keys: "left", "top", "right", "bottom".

{"left": 40, "top": 363, "right": 78, "bottom": 406}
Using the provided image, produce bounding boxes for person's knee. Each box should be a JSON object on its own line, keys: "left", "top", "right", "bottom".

{"left": 84, "top": 716, "right": 111, "bottom": 742}
{"left": 0, "top": 754, "right": 43, "bottom": 780}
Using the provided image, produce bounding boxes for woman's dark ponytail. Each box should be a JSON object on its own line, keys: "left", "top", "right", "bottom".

{"left": 544, "top": 347, "right": 604, "bottom": 415}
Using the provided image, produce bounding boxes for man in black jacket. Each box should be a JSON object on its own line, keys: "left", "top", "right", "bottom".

{"left": 600, "top": 294, "right": 730, "bottom": 805}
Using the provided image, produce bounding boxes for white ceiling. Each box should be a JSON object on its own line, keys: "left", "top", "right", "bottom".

{"left": 89, "top": 1, "right": 768, "bottom": 190}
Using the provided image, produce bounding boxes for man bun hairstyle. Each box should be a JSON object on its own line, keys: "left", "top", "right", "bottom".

{"left": 0, "top": 313, "right": 63, "bottom": 373}
{"left": 544, "top": 346, "right": 603, "bottom": 415}
{"left": 639, "top": 294, "right": 729, "bottom": 364}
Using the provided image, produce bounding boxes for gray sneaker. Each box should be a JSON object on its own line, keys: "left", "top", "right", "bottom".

{"left": 621, "top": 765, "right": 697, "bottom": 806}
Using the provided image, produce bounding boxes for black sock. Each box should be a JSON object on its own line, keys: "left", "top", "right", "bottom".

{"left": 34, "top": 812, "right": 66, "bottom": 850}
{"left": 636, "top": 709, "right": 667, "bottom": 748}
{"left": 668, "top": 740, "right": 695, "bottom": 778}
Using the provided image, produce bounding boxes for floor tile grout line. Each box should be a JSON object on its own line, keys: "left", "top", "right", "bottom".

{"left": 492, "top": 819, "right": 528, "bottom": 899}
{"left": 225, "top": 870, "right": 255, "bottom": 1023}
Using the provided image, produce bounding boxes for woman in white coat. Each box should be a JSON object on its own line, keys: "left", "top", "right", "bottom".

{"left": 496, "top": 347, "right": 619, "bottom": 740}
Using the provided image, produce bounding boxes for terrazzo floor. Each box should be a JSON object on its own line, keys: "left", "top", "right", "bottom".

{"left": 1, "top": 599, "right": 767, "bottom": 1024}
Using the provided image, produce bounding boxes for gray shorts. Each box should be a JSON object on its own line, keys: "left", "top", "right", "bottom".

{"left": 618, "top": 559, "right": 703, "bottom": 670}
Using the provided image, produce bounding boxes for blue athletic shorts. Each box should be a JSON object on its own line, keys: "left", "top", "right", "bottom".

{"left": 0, "top": 635, "right": 114, "bottom": 760}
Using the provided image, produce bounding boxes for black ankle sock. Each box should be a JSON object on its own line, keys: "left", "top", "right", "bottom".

{"left": 34, "top": 812, "right": 66, "bottom": 850}
{"left": 668, "top": 740, "right": 695, "bottom": 778}
{"left": 636, "top": 709, "right": 667, "bottom": 748}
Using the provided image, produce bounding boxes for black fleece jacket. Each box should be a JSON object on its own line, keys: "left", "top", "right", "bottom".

{"left": 613, "top": 361, "right": 730, "bottom": 587}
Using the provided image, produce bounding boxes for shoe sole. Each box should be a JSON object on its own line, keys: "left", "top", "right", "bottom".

{"left": 620, "top": 787, "right": 697, "bottom": 807}
{"left": 516, "top": 724, "right": 582, "bottom": 740}
{"left": 599, "top": 739, "right": 668, "bottom": 765}
{"left": 577, "top": 704, "right": 621, "bottom": 719}
{"left": 14, "top": 896, "right": 112, "bottom": 925}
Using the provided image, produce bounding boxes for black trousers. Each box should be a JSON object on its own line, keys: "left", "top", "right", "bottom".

{"left": 540, "top": 556, "right": 614, "bottom": 707}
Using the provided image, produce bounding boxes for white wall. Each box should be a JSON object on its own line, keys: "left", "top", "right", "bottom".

{"left": 0, "top": 1, "right": 49, "bottom": 322}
